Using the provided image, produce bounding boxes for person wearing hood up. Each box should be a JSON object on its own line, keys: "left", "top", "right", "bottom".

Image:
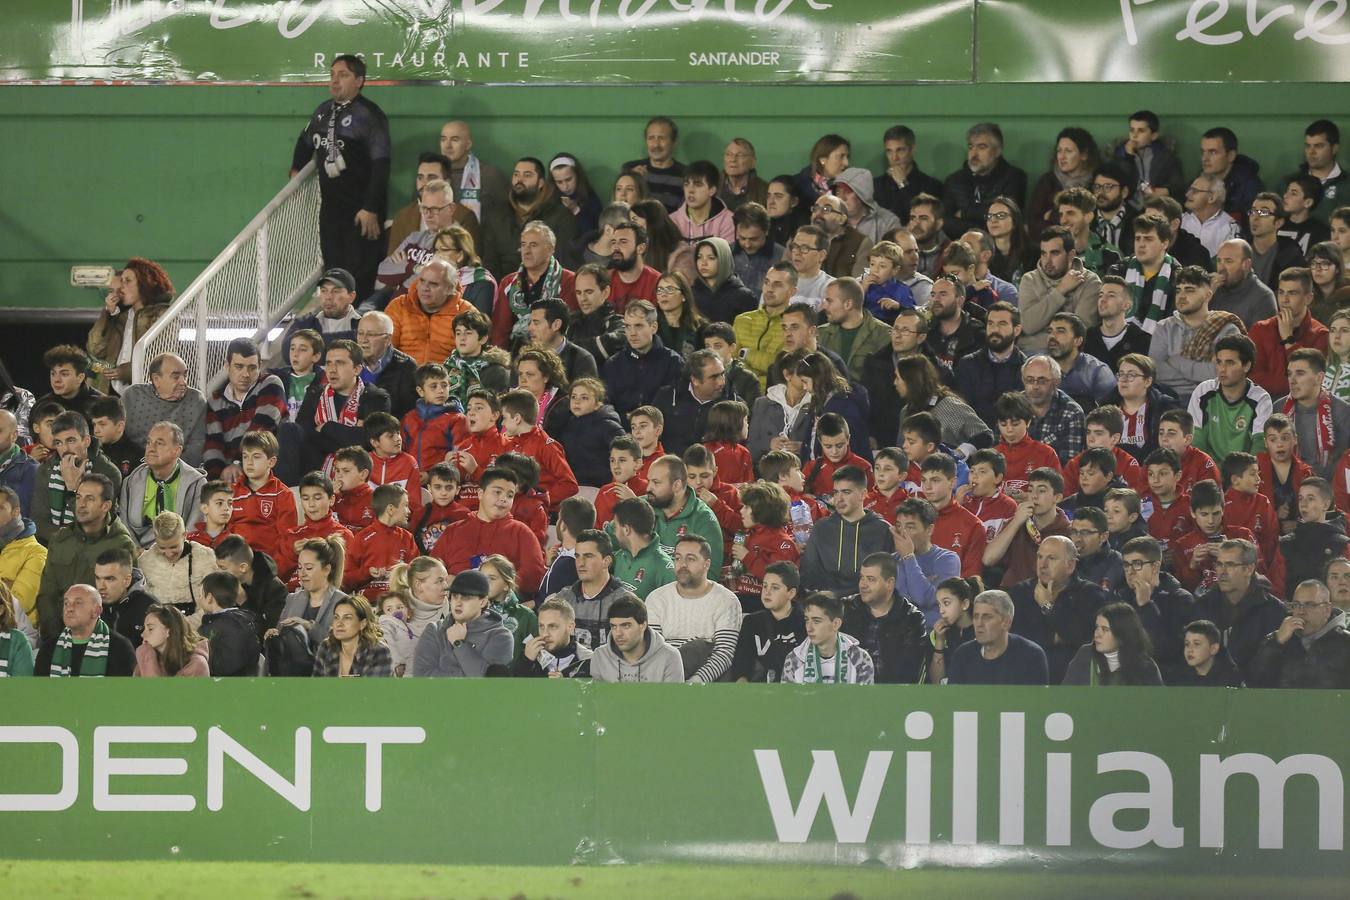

{"left": 833, "top": 167, "right": 902, "bottom": 245}
{"left": 811, "top": 193, "right": 872, "bottom": 278}
{"left": 413, "top": 569, "right": 514, "bottom": 677}
{"left": 589, "top": 594, "right": 684, "bottom": 683}
{"left": 691, "top": 237, "right": 757, "bottom": 325}
{"left": 1249, "top": 579, "right": 1350, "bottom": 688}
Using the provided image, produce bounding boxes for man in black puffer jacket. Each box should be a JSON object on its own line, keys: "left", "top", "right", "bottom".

{"left": 941, "top": 123, "right": 1029, "bottom": 240}
{"left": 840, "top": 552, "right": 929, "bottom": 684}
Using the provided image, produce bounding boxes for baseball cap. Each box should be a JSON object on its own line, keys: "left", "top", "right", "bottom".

{"left": 318, "top": 268, "right": 357, "bottom": 293}
{"left": 449, "top": 570, "right": 491, "bottom": 598}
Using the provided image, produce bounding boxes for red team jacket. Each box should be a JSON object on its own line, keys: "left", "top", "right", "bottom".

{"left": 505, "top": 427, "right": 579, "bottom": 510}
{"left": 512, "top": 489, "right": 550, "bottom": 547}
{"left": 412, "top": 500, "right": 472, "bottom": 555}
{"left": 1258, "top": 452, "right": 1312, "bottom": 517}
{"left": 277, "top": 515, "right": 356, "bottom": 585}
{"left": 637, "top": 445, "right": 667, "bottom": 481}
{"left": 185, "top": 527, "right": 233, "bottom": 550}
{"left": 594, "top": 474, "right": 649, "bottom": 527}
{"left": 1062, "top": 446, "right": 1147, "bottom": 496}
{"left": 334, "top": 482, "right": 375, "bottom": 532}
{"left": 452, "top": 427, "right": 512, "bottom": 491}
{"left": 706, "top": 440, "right": 754, "bottom": 485}
{"left": 1224, "top": 488, "right": 1281, "bottom": 573}
{"left": 930, "top": 501, "right": 987, "bottom": 578}
{"left": 401, "top": 406, "right": 470, "bottom": 471}
{"left": 345, "top": 519, "right": 419, "bottom": 598}
{"left": 370, "top": 451, "right": 423, "bottom": 520}
{"left": 230, "top": 475, "right": 298, "bottom": 565}
{"left": 1174, "top": 525, "right": 1261, "bottom": 594}
{"left": 803, "top": 452, "right": 873, "bottom": 497}
{"left": 1177, "top": 446, "right": 1220, "bottom": 494}
{"left": 864, "top": 486, "right": 909, "bottom": 525}
{"left": 431, "top": 514, "right": 547, "bottom": 593}
{"left": 995, "top": 438, "right": 1062, "bottom": 495}
{"left": 1143, "top": 491, "right": 1194, "bottom": 557}
{"left": 962, "top": 491, "right": 1019, "bottom": 543}
{"left": 732, "top": 525, "right": 800, "bottom": 596}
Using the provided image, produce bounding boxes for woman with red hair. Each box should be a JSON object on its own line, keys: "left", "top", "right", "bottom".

{"left": 87, "top": 257, "right": 175, "bottom": 394}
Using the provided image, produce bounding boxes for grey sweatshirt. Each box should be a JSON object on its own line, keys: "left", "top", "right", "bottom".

{"left": 1148, "top": 312, "right": 1241, "bottom": 400}
{"left": 120, "top": 384, "right": 208, "bottom": 468}
{"left": 1210, "top": 274, "right": 1277, "bottom": 328}
{"left": 412, "top": 608, "right": 514, "bottom": 677}
{"left": 589, "top": 627, "right": 685, "bottom": 683}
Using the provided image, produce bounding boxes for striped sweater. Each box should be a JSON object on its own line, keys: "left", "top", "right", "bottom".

{"left": 203, "top": 375, "right": 286, "bottom": 479}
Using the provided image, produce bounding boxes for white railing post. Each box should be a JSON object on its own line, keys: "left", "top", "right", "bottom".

{"left": 256, "top": 223, "right": 270, "bottom": 355}
{"left": 195, "top": 296, "right": 209, "bottom": 390}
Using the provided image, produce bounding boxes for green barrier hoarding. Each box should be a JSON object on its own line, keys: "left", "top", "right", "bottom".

{"left": 978, "top": 0, "right": 1350, "bottom": 83}
{"left": 0, "top": 681, "right": 1346, "bottom": 875}
{"left": 0, "top": 0, "right": 975, "bottom": 84}
{"left": 5, "top": 1, "right": 1346, "bottom": 84}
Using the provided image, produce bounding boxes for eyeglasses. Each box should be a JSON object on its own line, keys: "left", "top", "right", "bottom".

{"left": 987, "top": 211, "right": 1011, "bottom": 221}
{"left": 356, "top": 330, "right": 391, "bottom": 339}
{"left": 1117, "top": 372, "right": 1145, "bottom": 381}
{"left": 1310, "top": 260, "right": 1335, "bottom": 270}
{"left": 1288, "top": 601, "right": 1331, "bottom": 612}
{"left": 788, "top": 243, "right": 824, "bottom": 253}
{"left": 724, "top": 151, "right": 753, "bottom": 161}
{"left": 1092, "top": 182, "right": 1121, "bottom": 192}
{"left": 1070, "top": 528, "right": 1103, "bottom": 538}
{"left": 813, "top": 206, "right": 845, "bottom": 216}
{"left": 655, "top": 285, "right": 681, "bottom": 295}
{"left": 892, "top": 327, "right": 919, "bottom": 336}
{"left": 1185, "top": 187, "right": 1212, "bottom": 196}
{"left": 1122, "top": 559, "right": 1158, "bottom": 571}
{"left": 1023, "top": 376, "right": 1054, "bottom": 387}
{"left": 1247, "top": 208, "right": 1276, "bottom": 218}
{"left": 419, "top": 202, "right": 452, "bottom": 214}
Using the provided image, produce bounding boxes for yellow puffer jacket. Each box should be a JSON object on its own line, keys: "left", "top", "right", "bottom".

{"left": 0, "top": 522, "right": 48, "bottom": 621}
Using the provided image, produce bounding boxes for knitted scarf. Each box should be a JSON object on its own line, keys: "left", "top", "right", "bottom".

{"left": 1182, "top": 310, "right": 1246, "bottom": 361}
{"left": 0, "top": 630, "right": 18, "bottom": 676}
{"left": 45, "top": 456, "right": 90, "bottom": 529}
{"left": 1124, "top": 254, "right": 1175, "bottom": 334}
{"left": 802, "top": 634, "right": 850, "bottom": 684}
{"left": 1324, "top": 354, "right": 1350, "bottom": 403}
{"left": 315, "top": 377, "right": 364, "bottom": 472}
{"left": 504, "top": 257, "right": 563, "bottom": 343}
{"left": 447, "top": 352, "right": 494, "bottom": 405}
{"left": 457, "top": 154, "right": 483, "bottom": 220}
{"left": 49, "top": 618, "right": 111, "bottom": 677}
{"left": 1285, "top": 390, "right": 1336, "bottom": 470}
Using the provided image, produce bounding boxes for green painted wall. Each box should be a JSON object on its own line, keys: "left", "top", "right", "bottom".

{"left": 1, "top": 83, "right": 1341, "bottom": 311}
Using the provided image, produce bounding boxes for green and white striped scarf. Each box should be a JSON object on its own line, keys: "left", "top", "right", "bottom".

{"left": 1124, "top": 254, "right": 1175, "bottom": 335}
{"left": 45, "top": 457, "right": 91, "bottom": 529}
{"left": 802, "top": 634, "right": 850, "bottom": 684}
{"left": 49, "top": 618, "right": 111, "bottom": 678}
{"left": 0, "top": 630, "right": 20, "bottom": 677}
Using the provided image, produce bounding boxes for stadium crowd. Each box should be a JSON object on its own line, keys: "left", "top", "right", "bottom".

{"left": 2, "top": 55, "right": 1349, "bottom": 686}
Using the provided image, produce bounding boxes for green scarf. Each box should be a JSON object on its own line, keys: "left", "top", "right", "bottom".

{"left": 803, "top": 634, "right": 849, "bottom": 684}
{"left": 504, "top": 257, "right": 564, "bottom": 343}
{"left": 447, "top": 352, "right": 495, "bottom": 406}
{"left": 50, "top": 617, "right": 111, "bottom": 678}
{"left": 46, "top": 456, "right": 91, "bottom": 529}
{"left": 0, "top": 630, "right": 19, "bottom": 676}
{"left": 1124, "top": 253, "right": 1175, "bottom": 335}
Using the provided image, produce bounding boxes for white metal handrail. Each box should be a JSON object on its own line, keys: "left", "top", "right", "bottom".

{"left": 132, "top": 162, "right": 322, "bottom": 392}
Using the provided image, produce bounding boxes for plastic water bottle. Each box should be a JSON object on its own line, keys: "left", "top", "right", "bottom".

{"left": 729, "top": 531, "right": 747, "bottom": 577}
{"left": 790, "top": 500, "right": 813, "bottom": 545}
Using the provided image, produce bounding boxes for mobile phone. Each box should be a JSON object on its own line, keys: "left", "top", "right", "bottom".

{"left": 1071, "top": 257, "right": 1085, "bottom": 274}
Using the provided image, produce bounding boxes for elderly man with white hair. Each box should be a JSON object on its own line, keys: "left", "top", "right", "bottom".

{"left": 34, "top": 583, "right": 136, "bottom": 676}
{"left": 1180, "top": 172, "right": 1240, "bottom": 258}
{"left": 386, "top": 258, "right": 475, "bottom": 366}
{"left": 1007, "top": 534, "right": 1109, "bottom": 683}
{"left": 120, "top": 353, "right": 207, "bottom": 467}
{"left": 355, "top": 309, "right": 418, "bottom": 419}
{"left": 118, "top": 421, "right": 207, "bottom": 548}
{"left": 1022, "top": 354, "right": 1086, "bottom": 464}
{"left": 946, "top": 589, "right": 1050, "bottom": 685}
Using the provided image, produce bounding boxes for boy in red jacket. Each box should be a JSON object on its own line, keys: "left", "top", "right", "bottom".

{"left": 729, "top": 481, "right": 800, "bottom": 608}
{"left": 401, "top": 362, "right": 470, "bottom": 472}
{"left": 1222, "top": 451, "right": 1281, "bottom": 570}
{"left": 1157, "top": 409, "right": 1219, "bottom": 494}
{"left": 595, "top": 435, "right": 649, "bottom": 528}
{"left": 331, "top": 446, "right": 375, "bottom": 531}
{"left": 1142, "top": 448, "right": 1194, "bottom": 566}
{"left": 629, "top": 406, "right": 666, "bottom": 481}
{"left": 684, "top": 444, "right": 742, "bottom": 561}
{"left": 496, "top": 452, "right": 550, "bottom": 547}
{"left": 450, "top": 389, "right": 512, "bottom": 509}
{"left": 346, "top": 483, "right": 418, "bottom": 600}
{"left": 412, "top": 462, "right": 471, "bottom": 555}
{"left": 921, "top": 453, "right": 987, "bottom": 578}
{"left": 992, "top": 392, "right": 1061, "bottom": 497}
{"left": 432, "top": 466, "right": 546, "bottom": 595}
{"left": 366, "top": 412, "right": 423, "bottom": 522}
{"left": 1258, "top": 413, "right": 1311, "bottom": 535}
{"left": 186, "top": 480, "right": 235, "bottom": 549}
{"left": 961, "top": 448, "right": 1019, "bottom": 543}
{"left": 1173, "top": 479, "right": 1269, "bottom": 594}
{"left": 277, "top": 472, "right": 355, "bottom": 585}
{"left": 1062, "top": 405, "right": 1146, "bottom": 496}
{"left": 229, "top": 431, "right": 297, "bottom": 566}
{"left": 759, "top": 449, "right": 829, "bottom": 548}
{"left": 865, "top": 447, "right": 909, "bottom": 525}
{"left": 500, "top": 388, "right": 579, "bottom": 511}
{"left": 802, "top": 413, "right": 873, "bottom": 497}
